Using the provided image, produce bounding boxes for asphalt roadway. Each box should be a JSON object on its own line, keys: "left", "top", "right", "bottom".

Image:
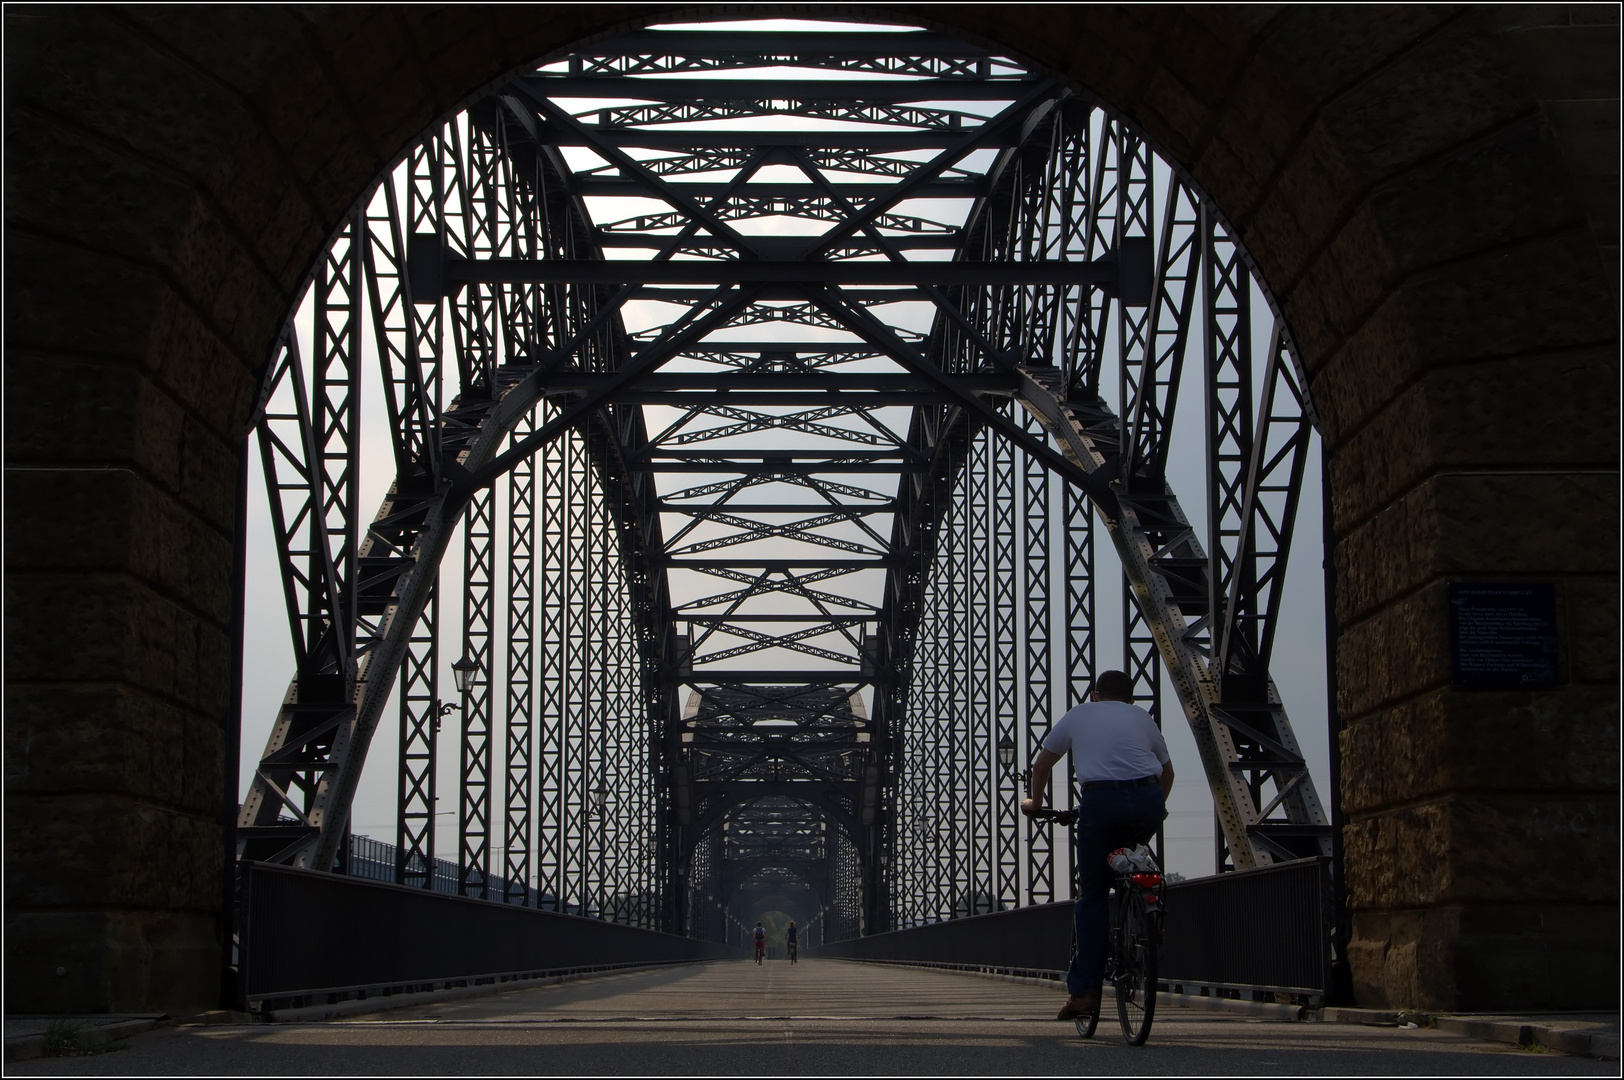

{"left": 11, "top": 959, "right": 1616, "bottom": 1076}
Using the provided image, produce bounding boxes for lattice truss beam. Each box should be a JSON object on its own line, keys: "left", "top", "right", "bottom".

{"left": 238, "top": 21, "right": 1328, "bottom": 937}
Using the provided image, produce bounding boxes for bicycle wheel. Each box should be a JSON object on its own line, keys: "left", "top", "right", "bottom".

{"left": 1114, "top": 894, "right": 1158, "bottom": 1045}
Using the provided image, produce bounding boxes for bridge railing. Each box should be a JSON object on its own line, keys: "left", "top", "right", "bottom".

{"left": 238, "top": 862, "right": 736, "bottom": 1011}
{"left": 813, "top": 858, "right": 1335, "bottom": 1004}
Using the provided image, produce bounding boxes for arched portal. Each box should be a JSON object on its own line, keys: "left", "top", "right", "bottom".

{"left": 5, "top": 6, "right": 1614, "bottom": 1017}
{"left": 235, "top": 18, "right": 1331, "bottom": 946}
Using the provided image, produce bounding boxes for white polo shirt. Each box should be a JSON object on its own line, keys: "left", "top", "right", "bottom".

{"left": 1041, "top": 699, "right": 1170, "bottom": 785}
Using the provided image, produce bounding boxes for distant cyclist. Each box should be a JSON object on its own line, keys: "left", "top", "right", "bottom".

{"left": 1021, "top": 669, "right": 1173, "bottom": 1024}
{"left": 786, "top": 920, "right": 798, "bottom": 964}
{"left": 752, "top": 921, "right": 766, "bottom": 964}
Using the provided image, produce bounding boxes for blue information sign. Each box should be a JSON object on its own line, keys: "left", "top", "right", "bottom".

{"left": 1448, "top": 582, "right": 1558, "bottom": 688}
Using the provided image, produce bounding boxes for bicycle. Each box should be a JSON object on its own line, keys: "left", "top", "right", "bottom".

{"left": 787, "top": 939, "right": 797, "bottom": 964}
{"left": 1031, "top": 806, "right": 1165, "bottom": 1045}
{"left": 753, "top": 938, "right": 765, "bottom": 964}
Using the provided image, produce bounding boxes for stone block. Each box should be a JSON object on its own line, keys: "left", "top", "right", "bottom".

{"left": 1320, "top": 17, "right": 1534, "bottom": 187}
{"left": 1347, "top": 905, "right": 1461, "bottom": 1009}
{"left": 1333, "top": 471, "right": 1619, "bottom": 626}
{"left": 1364, "top": 113, "right": 1590, "bottom": 273}
{"left": 1258, "top": 5, "right": 1456, "bottom": 103}
{"left": 1540, "top": 98, "right": 1622, "bottom": 182}
{"left": 1196, "top": 61, "right": 1315, "bottom": 228}
{"left": 1291, "top": 203, "right": 1397, "bottom": 355}
{"left": 5, "top": 908, "right": 220, "bottom": 1015}
{"left": 1567, "top": 576, "right": 1620, "bottom": 684}
{"left": 252, "top": 71, "right": 364, "bottom": 223}
{"left": 1336, "top": 579, "right": 1451, "bottom": 719}
{"left": 1350, "top": 903, "right": 1618, "bottom": 1010}
{"left": 6, "top": 789, "right": 222, "bottom": 911}
{"left": 1339, "top": 683, "right": 1620, "bottom": 815}
{"left": 206, "top": 130, "right": 328, "bottom": 291}
{"left": 11, "top": 9, "right": 252, "bottom": 180}
{"left": 122, "top": 5, "right": 307, "bottom": 97}
{"left": 3, "top": 466, "right": 235, "bottom": 620}
{"left": 4, "top": 230, "right": 162, "bottom": 361}
{"left": 4, "top": 354, "right": 145, "bottom": 465}
{"left": 1343, "top": 793, "right": 1618, "bottom": 908}
{"left": 1498, "top": 23, "right": 1623, "bottom": 100}
{"left": 142, "top": 285, "right": 262, "bottom": 444}
{"left": 1136, "top": 64, "right": 1213, "bottom": 165}
{"left": 4, "top": 573, "right": 230, "bottom": 714}
{"left": 3, "top": 107, "right": 204, "bottom": 268}
{"left": 5, "top": 683, "right": 224, "bottom": 816}
{"left": 1327, "top": 344, "right": 1617, "bottom": 530}
{"left": 1311, "top": 230, "right": 1615, "bottom": 446}
{"left": 12, "top": 347, "right": 242, "bottom": 535}
{"left": 161, "top": 203, "right": 283, "bottom": 370}
{"left": 172, "top": 410, "right": 244, "bottom": 537}
{"left": 1251, "top": 123, "right": 1361, "bottom": 297}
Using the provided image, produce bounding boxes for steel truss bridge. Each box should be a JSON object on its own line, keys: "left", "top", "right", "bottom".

{"left": 238, "top": 20, "right": 1332, "bottom": 940}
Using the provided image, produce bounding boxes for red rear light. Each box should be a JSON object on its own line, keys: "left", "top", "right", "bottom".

{"left": 1130, "top": 872, "right": 1163, "bottom": 888}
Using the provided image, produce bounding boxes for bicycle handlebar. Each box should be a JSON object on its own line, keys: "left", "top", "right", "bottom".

{"left": 1026, "top": 806, "right": 1079, "bottom": 826}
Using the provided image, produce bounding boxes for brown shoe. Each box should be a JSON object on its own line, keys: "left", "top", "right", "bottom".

{"left": 1056, "top": 993, "right": 1100, "bottom": 1021}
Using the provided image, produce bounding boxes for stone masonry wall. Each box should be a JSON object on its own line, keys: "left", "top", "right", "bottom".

{"left": 4, "top": 4, "right": 1616, "bottom": 1014}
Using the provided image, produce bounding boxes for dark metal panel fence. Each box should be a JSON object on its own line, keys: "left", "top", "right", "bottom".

{"left": 812, "top": 858, "right": 1333, "bottom": 1000}
{"left": 1158, "top": 857, "right": 1334, "bottom": 996}
{"left": 241, "top": 862, "right": 734, "bottom": 1002}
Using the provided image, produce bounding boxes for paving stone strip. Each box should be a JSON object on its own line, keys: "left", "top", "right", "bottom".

{"left": 1321, "top": 1007, "right": 1620, "bottom": 1060}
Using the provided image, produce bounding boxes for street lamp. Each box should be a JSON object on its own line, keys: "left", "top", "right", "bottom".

{"left": 451, "top": 656, "right": 479, "bottom": 695}
{"left": 996, "top": 733, "right": 1026, "bottom": 786}
{"left": 589, "top": 786, "right": 609, "bottom": 816}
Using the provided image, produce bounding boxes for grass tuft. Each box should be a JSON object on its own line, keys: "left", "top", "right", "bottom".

{"left": 40, "top": 1020, "right": 128, "bottom": 1057}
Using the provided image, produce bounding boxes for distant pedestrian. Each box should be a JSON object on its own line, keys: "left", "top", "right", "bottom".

{"left": 786, "top": 921, "right": 798, "bottom": 964}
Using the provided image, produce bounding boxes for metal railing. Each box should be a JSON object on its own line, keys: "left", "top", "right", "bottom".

{"left": 812, "top": 858, "right": 1334, "bottom": 1003}
{"left": 239, "top": 862, "right": 736, "bottom": 1008}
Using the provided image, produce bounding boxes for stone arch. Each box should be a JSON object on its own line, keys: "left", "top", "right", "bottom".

{"left": 5, "top": 5, "right": 1615, "bottom": 1014}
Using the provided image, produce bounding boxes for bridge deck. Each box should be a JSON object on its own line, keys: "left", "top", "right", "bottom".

{"left": 363, "top": 958, "right": 1064, "bottom": 1022}
{"left": 10, "top": 962, "right": 1614, "bottom": 1075}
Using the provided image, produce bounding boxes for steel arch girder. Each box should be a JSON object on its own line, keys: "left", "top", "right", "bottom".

{"left": 1013, "top": 367, "right": 1331, "bottom": 870}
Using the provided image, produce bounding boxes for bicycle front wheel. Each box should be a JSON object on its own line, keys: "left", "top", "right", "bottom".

{"left": 1114, "top": 895, "right": 1158, "bottom": 1045}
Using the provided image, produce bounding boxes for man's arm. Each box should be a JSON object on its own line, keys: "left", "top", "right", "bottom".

{"left": 1020, "top": 747, "right": 1064, "bottom": 816}
{"left": 1158, "top": 758, "right": 1174, "bottom": 799}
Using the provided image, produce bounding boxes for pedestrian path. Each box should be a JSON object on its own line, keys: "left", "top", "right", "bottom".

{"left": 7, "top": 961, "right": 1617, "bottom": 1076}
{"left": 358, "top": 958, "right": 1064, "bottom": 1022}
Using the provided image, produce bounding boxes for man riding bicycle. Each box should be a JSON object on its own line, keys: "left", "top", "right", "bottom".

{"left": 752, "top": 920, "right": 766, "bottom": 963}
{"left": 786, "top": 920, "right": 798, "bottom": 964}
{"left": 1021, "top": 670, "right": 1173, "bottom": 1023}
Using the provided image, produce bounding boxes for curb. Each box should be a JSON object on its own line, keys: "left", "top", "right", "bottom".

{"left": 1161, "top": 992, "right": 1303, "bottom": 1020}
{"left": 1320, "top": 1007, "right": 1619, "bottom": 1060}
{"left": 1432, "top": 1017, "right": 1620, "bottom": 1061}
{"left": 4, "top": 1016, "right": 167, "bottom": 1062}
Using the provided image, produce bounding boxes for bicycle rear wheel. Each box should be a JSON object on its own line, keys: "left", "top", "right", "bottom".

{"left": 1114, "top": 894, "right": 1158, "bottom": 1045}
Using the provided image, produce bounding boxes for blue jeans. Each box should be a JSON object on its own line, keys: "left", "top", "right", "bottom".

{"left": 1067, "top": 784, "right": 1164, "bottom": 996}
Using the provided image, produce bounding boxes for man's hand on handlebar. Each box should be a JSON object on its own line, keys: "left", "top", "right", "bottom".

{"left": 1019, "top": 797, "right": 1041, "bottom": 817}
